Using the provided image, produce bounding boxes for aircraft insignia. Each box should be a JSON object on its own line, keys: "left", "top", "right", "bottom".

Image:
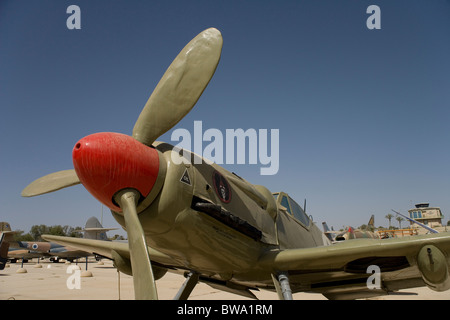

{"left": 180, "top": 169, "right": 191, "bottom": 186}
{"left": 212, "top": 170, "right": 231, "bottom": 203}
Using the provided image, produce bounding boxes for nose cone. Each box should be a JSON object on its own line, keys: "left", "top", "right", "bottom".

{"left": 72, "top": 132, "right": 160, "bottom": 212}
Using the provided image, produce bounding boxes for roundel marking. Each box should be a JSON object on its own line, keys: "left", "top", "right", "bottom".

{"left": 212, "top": 170, "right": 231, "bottom": 203}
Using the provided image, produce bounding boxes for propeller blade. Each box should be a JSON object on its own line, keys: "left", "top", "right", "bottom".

{"left": 21, "top": 169, "right": 80, "bottom": 197}
{"left": 114, "top": 189, "right": 158, "bottom": 300}
{"left": 132, "top": 28, "right": 223, "bottom": 146}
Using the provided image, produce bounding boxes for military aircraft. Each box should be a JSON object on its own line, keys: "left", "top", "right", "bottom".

{"left": 2, "top": 221, "right": 52, "bottom": 262}
{"left": 6, "top": 217, "right": 116, "bottom": 263}
{"left": 322, "top": 215, "right": 383, "bottom": 243}
{"left": 22, "top": 28, "right": 450, "bottom": 300}
{"left": 332, "top": 215, "right": 379, "bottom": 242}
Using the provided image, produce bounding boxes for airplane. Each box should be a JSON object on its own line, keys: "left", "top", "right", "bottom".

{"left": 6, "top": 217, "right": 116, "bottom": 263}
{"left": 21, "top": 28, "right": 450, "bottom": 300}
{"left": 332, "top": 215, "right": 379, "bottom": 242}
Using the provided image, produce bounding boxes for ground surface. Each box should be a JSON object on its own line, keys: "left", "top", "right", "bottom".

{"left": 1, "top": 259, "right": 450, "bottom": 300}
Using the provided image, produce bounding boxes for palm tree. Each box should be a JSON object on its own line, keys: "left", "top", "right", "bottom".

{"left": 385, "top": 214, "right": 394, "bottom": 229}
{"left": 396, "top": 216, "right": 404, "bottom": 229}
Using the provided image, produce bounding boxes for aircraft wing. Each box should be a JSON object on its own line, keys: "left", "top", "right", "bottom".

{"left": 44, "top": 233, "right": 450, "bottom": 300}
{"left": 42, "top": 234, "right": 258, "bottom": 299}
{"left": 41, "top": 235, "right": 180, "bottom": 269}
{"left": 393, "top": 209, "right": 439, "bottom": 233}
{"left": 259, "top": 233, "right": 450, "bottom": 299}
{"left": 8, "top": 249, "right": 52, "bottom": 260}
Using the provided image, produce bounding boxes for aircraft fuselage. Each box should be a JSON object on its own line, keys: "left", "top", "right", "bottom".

{"left": 110, "top": 142, "right": 329, "bottom": 284}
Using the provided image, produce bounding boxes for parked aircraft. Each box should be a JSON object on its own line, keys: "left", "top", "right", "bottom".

{"left": 22, "top": 28, "right": 450, "bottom": 300}
{"left": 6, "top": 217, "right": 116, "bottom": 263}
{"left": 333, "top": 215, "right": 379, "bottom": 241}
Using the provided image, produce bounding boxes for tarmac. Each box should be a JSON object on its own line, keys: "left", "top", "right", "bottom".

{"left": 1, "top": 258, "right": 450, "bottom": 300}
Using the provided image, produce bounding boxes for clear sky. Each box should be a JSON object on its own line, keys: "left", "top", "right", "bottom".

{"left": 1, "top": 1, "right": 449, "bottom": 236}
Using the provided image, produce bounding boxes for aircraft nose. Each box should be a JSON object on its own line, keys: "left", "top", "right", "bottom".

{"left": 72, "top": 132, "right": 160, "bottom": 212}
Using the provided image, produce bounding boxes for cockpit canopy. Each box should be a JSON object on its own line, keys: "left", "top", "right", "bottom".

{"left": 273, "top": 192, "right": 310, "bottom": 227}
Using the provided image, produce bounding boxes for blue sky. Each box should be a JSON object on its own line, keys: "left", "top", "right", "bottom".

{"left": 1, "top": 1, "right": 449, "bottom": 236}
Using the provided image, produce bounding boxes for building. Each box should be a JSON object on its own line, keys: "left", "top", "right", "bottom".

{"left": 408, "top": 203, "right": 444, "bottom": 232}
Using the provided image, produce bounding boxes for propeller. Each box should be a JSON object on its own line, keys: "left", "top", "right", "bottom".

{"left": 133, "top": 27, "right": 223, "bottom": 146}
{"left": 21, "top": 28, "right": 223, "bottom": 300}
{"left": 21, "top": 169, "right": 80, "bottom": 197}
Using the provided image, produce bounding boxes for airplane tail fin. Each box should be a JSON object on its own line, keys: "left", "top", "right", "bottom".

{"left": 0, "top": 232, "right": 9, "bottom": 270}
{"left": 0, "top": 222, "right": 13, "bottom": 270}
{"left": 322, "top": 222, "right": 335, "bottom": 242}
{"left": 0, "top": 222, "right": 12, "bottom": 232}
{"left": 368, "top": 214, "right": 375, "bottom": 228}
{"left": 82, "top": 217, "right": 117, "bottom": 240}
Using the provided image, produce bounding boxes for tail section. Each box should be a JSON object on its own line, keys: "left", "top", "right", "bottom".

{"left": 322, "top": 222, "right": 337, "bottom": 242}
{"left": 0, "top": 222, "right": 12, "bottom": 232}
{"left": 368, "top": 214, "right": 375, "bottom": 228}
{"left": 0, "top": 233, "right": 8, "bottom": 270}
{"left": 82, "top": 217, "right": 117, "bottom": 240}
{"left": 0, "top": 222, "right": 14, "bottom": 270}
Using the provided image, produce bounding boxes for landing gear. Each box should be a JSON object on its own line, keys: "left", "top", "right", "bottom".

{"left": 272, "top": 272, "right": 293, "bottom": 300}
{"left": 174, "top": 271, "right": 199, "bottom": 300}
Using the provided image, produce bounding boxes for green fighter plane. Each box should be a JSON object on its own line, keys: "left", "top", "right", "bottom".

{"left": 22, "top": 28, "right": 450, "bottom": 300}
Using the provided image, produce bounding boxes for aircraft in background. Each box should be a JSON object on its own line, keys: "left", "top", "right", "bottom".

{"left": 21, "top": 28, "right": 450, "bottom": 300}
{"left": 6, "top": 217, "right": 116, "bottom": 263}
{"left": 45, "top": 217, "right": 117, "bottom": 262}
{"left": 335, "top": 215, "right": 379, "bottom": 241}
{"left": 322, "top": 222, "right": 337, "bottom": 242}
{"left": 322, "top": 215, "right": 379, "bottom": 243}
